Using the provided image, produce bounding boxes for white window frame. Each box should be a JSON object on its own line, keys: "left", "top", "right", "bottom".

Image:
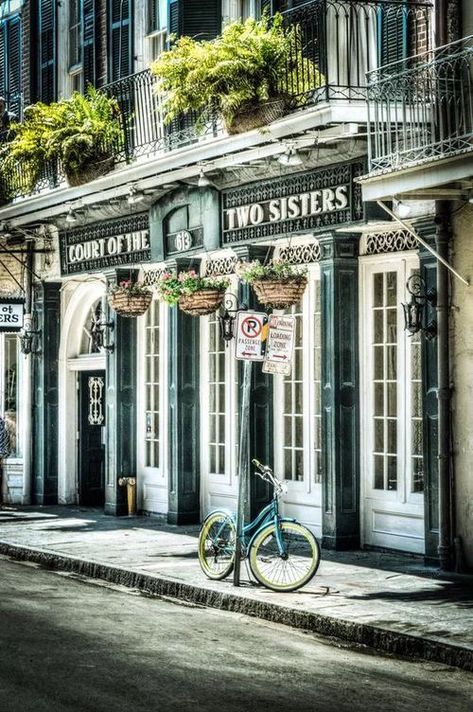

{"left": 0, "top": 333, "right": 22, "bottom": 463}
{"left": 273, "top": 263, "right": 321, "bottom": 505}
{"left": 360, "top": 252, "right": 424, "bottom": 510}
{"left": 200, "top": 276, "right": 239, "bottom": 507}
{"left": 136, "top": 295, "right": 169, "bottom": 513}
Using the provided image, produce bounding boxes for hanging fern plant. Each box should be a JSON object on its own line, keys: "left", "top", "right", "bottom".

{"left": 151, "top": 14, "right": 321, "bottom": 134}
{"left": 2, "top": 87, "right": 123, "bottom": 190}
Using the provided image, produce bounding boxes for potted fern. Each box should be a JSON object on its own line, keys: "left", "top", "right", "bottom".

{"left": 3, "top": 88, "right": 123, "bottom": 190}
{"left": 151, "top": 15, "right": 320, "bottom": 135}
{"left": 237, "top": 258, "right": 308, "bottom": 309}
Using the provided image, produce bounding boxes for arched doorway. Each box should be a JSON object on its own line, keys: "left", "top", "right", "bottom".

{"left": 57, "top": 282, "right": 107, "bottom": 505}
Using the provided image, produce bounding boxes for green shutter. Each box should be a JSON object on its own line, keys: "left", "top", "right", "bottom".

{"left": 0, "top": 15, "right": 22, "bottom": 118}
{"left": 168, "top": 0, "right": 221, "bottom": 40}
{"left": 109, "top": 0, "right": 133, "bottom": 82}
{"left": 379, "top": 4, "right": 408, "bottom": 66}
{"left": 38, "top": 0, "right": 56, "bottom": 103}
{"left": 83, "top": 0, "right": 96, "bottom": 86}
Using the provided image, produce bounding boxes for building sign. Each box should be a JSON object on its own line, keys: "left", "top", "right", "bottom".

{"left": 235, "top": 311, "right": 268, "bottom": 361}
{"left": 263, "top": 314, "right": 296, "bottom": 376}
{"left": 222, "top": 162, "right": 363, "bottom": 245}
{"left": 0, "top": 298, "right": 24, "bottom": 332}
{"left": 60, "top": 214, "right": 151, "bottom": 276}
{"left": 165, "top": 227, "right": 204, "bottom": 256}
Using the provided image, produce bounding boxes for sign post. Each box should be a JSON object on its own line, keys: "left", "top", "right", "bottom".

{"left": 233, "top": 311, "right": 267, "bottom": 586}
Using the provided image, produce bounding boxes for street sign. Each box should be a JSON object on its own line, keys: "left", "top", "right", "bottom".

{"left": 235, "top": 311, "right": 268, "bottom": 361}
{"left": 263, "top": 314, "right": 296, "bottom": 376}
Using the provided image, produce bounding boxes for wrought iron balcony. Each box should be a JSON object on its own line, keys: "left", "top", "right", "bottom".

{"left": 367, "top": 35, "right": 473, "bottom": 174}
{"left": 1, "top": 0, "right": 432, "bottom": 202}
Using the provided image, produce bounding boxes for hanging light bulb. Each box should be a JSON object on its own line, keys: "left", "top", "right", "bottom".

{"left": 127, "top": 185, "right": 145, "bottom": 205}
{"left": 396, "top": 200, "right": 412, "bottom": 220}
{"left": 198, "top": 168, "right": 211, "bottom": 187}
{"left": 65, "top": 207, "right": 77, "bottom": 225}
{"left": 278, "top": 145, "right": 303, "bottom": 167}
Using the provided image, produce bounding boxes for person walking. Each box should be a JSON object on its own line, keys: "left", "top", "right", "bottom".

{"left": 0, "top": 415, "right": 11, "bottom": 506}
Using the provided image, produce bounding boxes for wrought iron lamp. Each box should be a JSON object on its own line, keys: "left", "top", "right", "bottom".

{"left": 218, "top": 293, "right": 247, "bottom": 343}
{"left": 19, "top": 313, "right": 41, "bottom": 355}
{"left": 90, "top": 314, "right": 115, "bottom": 352}
{"left": 402, "top": 274, "right": 437, "bottom": 340}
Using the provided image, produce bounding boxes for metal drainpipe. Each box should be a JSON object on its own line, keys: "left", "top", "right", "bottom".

{"left": 435, "top": 203, "right": 453, "bottom": 571}
{"left": 21, "top": 241, "right": 34, "bottom": 505}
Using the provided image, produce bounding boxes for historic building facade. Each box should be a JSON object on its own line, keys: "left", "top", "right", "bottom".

{"left": 0, "top": 0, "right": 453, "bottom": 563}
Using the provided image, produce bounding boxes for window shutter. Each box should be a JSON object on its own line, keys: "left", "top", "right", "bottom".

{"left": 109, "top": 0, "right": 133, "bottom": 82}
{"left": 169, "top": 0, "right": 221, "bottom": 41}
{"left": 0, "top": 23, "right": 5, "bottom": 98}
{"left": 6, "top": 16, "right": 21, "bottom": 118}
{"left": 168, "top": 0, "right": 181, "bottom": 37}
{"left": 38, "top": 0, "right": 56, "bottom": 103}
{"left": 83, "top": 0, "right": 96, "bottom": 87}
{"left": 379, "top": 5, "right": 407, "bottom": 66}
{"left": 182, "top": 0, "right": 221, "bottom": 40}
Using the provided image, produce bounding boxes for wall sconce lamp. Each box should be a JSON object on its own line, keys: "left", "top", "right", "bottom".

{"left": 402, "top": 275, "right": 437, "bottom": 340}
{"left": 19, "top": 313, "right": 41, "bottom": 355}
{"left": 90, "top": 316, "right": 115, "bottom": 353}
{"left": 218, "top": 293, "right": 247, "bottom": 344}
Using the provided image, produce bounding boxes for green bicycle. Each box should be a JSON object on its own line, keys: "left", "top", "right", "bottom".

{"left": 198, "top": 459, "right": 321, "bottom": 592}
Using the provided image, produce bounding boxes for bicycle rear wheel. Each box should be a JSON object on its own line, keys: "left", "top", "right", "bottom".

{"left": 198, "top": 511, "right": 236, "bottom": 580}
{"left": 249, "top": 521, "right": 320, "bottom": 592}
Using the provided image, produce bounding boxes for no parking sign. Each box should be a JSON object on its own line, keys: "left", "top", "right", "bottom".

{"left": 234, "top": 311, "right": 268, "bottom": 361}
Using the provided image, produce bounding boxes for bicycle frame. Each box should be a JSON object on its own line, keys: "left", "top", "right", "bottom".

{"left": 208, "top": 487, "right": 295, "bottom": 558}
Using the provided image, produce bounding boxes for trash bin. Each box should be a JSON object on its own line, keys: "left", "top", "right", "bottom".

{"left": 118, "top": 476, "right": 137, "bottom": 516}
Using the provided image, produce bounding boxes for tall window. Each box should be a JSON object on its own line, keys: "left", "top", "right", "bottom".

{"left": 3, "top": 335, "right": 18, "bottom": 457}
{"left": 144, "top": 298, "right": 160, "bottom": 468}
{"left": 208, "top": 312, "right": 225, "bottom": 475}
{"left": 109, "top": 0, "right": 133, "bottom": 82}
{"left": 369, "top": 266, "right": 424, "bottom": 494}
{"left": 37, "top": 0, "right": 56, "bottom": 103}
{"left": 0, "top": 12, "right": 22, "bottom": 118}
{"left": 275, "top": 271, "right": 321, "bottom": 486}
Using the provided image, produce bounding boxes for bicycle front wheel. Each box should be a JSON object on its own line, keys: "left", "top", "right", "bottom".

{"left": 198, "top": 511, "right": 236, "bottom": 580}
{"left": 249, "top": 521, "right": 320, "bottom": 592}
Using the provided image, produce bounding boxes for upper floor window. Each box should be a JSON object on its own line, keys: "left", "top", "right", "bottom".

{"left": 68, "top": 0, "right": 99, "bottom": 91}
{"left": 37, "top": 0, "right": 56, "bottom": 104}
{"left": 0, "top": 11, "right": 21, "bottom": 119}
{"left": 109, "top": 0, "right": 133, "bottom": 82}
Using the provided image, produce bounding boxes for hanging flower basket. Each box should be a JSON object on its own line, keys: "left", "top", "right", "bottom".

{"left": 156, "top": 270, "right": 230, "bottom": 317}
{"left": 237, "top": 259, "right": 309, "bottom": 310}
{"left": 178, "top": 289, "right": 226, "bottom": 316}
{"left": 65, "top": 155, "right": 115, "bottom": 187}
{"left": 251, "top": 277, "right": 308, "bottom": 309}
{"left": 108, "top": 281, "right": 152, "bottom": 318}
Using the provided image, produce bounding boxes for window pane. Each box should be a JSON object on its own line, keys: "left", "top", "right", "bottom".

{"left": 4, "top": 335, "right": 18, "bottom": 456}
{"left": 374, "top": 455, "right": 384, "bottom": 489}
{"left": 144, "top": 301, "right": 160, "bottom": 468}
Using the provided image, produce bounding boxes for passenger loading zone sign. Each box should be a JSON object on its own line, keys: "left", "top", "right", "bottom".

{"left": 235, "top": 311, "right": 268, "bottom": 361}
{"left": 262, "top": 314, "right": 296, "bottom": 376}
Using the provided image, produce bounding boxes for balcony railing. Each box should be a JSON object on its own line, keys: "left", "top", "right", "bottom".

{"left": 1, "top": 0, "right": 432, "bottom": 202}
{"left": 367, "top": 35, "right": 473, "bottom": 173}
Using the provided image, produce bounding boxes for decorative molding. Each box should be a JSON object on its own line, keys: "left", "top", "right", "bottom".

{"left": 203, "top": 255, "right": 238, "bottom": 276}
{"left": 275, "top": 241, "right": 321, "bottom": 264}
{"left": 361, "top": 229, "right": 418, "bottom": 256}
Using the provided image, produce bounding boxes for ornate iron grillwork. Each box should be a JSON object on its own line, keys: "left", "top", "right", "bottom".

{"left": 362, "top": 230, "right": 418, "bottom": 255}
{"left": 367, "top": 35, "right": 473, "bottom": 174}
{"left": 204, "top": 256, "right": 238, "bottom": 276}
{"left": 88, "top": 376, "right": 105, "bottom": 425}
{"left": 276, "top": 241, "right": 321, "bottom": 264}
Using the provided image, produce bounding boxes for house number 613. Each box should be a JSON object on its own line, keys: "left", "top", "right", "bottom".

{"left": 175, "top": 230, "right": 193, "bottom": 251}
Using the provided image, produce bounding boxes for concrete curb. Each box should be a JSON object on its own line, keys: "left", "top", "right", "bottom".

{"left": 1, "top": 540, "right": 472, "bottom": 672}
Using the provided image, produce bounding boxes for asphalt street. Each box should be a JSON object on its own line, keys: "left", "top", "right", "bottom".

{"left": 0, "top": 556, "right": 472, "bottom": 712}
